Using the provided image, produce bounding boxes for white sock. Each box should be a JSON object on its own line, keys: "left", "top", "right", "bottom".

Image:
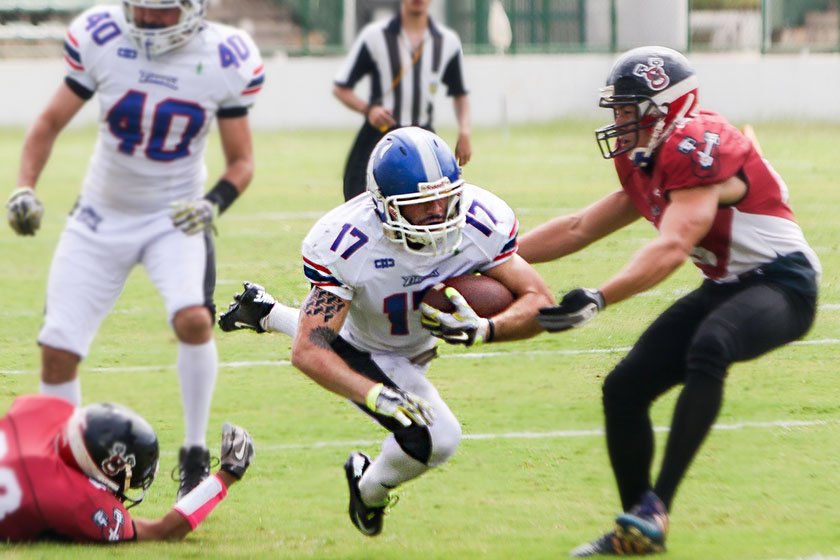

{"left": 359, "top": 435, "right": 429, "bottom": 506}
{"left": 177, "top": 339, "right": 218, "bottom": 448}
{"left": 40, "top": 378, "right": 81, "bottom": 406}
{"left": 260, "top": 302, "right": 299, "bottom": 337}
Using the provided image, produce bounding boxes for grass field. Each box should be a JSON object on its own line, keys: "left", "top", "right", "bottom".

{"left": 0, "top": 121, "right": 838, "bottom": 559}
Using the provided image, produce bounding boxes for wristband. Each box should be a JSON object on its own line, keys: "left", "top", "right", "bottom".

{"left": 365, "top": 383, "right": 384, "bottom": 411}
{"left": 173, "top": 473, "right": 228, "bottom": 530}
{"left": 203, "top": 179, "right": 239, "bottom": 214}
{"left": 485, "top": 319, "right": 495, "bottom": 343}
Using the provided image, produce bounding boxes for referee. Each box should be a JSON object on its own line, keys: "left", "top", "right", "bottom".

{"left": 333, "top": 0, "right": 471, "bottom": 201}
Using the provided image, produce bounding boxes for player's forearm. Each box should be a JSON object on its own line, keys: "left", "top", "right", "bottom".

{"left": 453, "top": 95, "right": 471, "bottom": 135}
{"left": 333, "top": 85, "right": 368, "bottom": 114}
{"left": 599, "top": 237, "right": 688, "bottom": 306}
{"left": 491, "top": 290, "right": 554, "bottom": 341}
{"left": 291, "top": 344, "right": 372, "bottom": 404}
{"left": 17, "top": 119, "right": 61, "bottom": 188}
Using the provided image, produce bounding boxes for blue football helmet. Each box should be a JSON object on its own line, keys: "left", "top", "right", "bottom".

{"left": 367, "top": 127, "right": 465, "bottom": 256}
{"left": 60, "top": 402, "right": 160, "bottom": 508}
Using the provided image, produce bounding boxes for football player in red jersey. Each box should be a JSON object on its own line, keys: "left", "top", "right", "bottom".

{"left": 0, "top": 395, "right": 254, "bottom": 543}
{"left": 519, "top": 46, "right": 820, "bottom": 556}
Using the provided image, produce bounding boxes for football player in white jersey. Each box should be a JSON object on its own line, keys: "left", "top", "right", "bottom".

{"left": 218, "top": 127, "right": 553, "bottom": 536}
{"left": 5, "top": 0, "right": 265, "bottom": 500}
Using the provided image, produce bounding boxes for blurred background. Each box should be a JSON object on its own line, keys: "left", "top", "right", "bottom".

{"left": 0, "top": 0, "right": 837, "bottom": 127}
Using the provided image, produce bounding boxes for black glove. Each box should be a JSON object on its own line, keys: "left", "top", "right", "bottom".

{"left": 537, "top": 288, "right": 605, "bottom": 332}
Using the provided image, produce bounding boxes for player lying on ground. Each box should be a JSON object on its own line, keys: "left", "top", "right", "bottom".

{"left": 0, "top": 395, "right": 254, "bottom": 542}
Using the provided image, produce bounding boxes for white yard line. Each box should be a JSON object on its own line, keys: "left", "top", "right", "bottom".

{"left": 2, "top": 338, "right": 839, "bottom": 376}
{"left": 151, "top": 418, "right": 836, "bottom": 455}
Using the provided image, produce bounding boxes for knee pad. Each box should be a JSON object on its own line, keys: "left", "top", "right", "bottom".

{"left": 427, "top": 413, "right": 462, "bottom": 467}
{"left": 394, "top": 412, "right": 461, "bottom": 467}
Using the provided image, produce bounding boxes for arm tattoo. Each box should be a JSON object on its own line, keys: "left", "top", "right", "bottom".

{"left": 309, "top": 326, "right": 338, "bottom": 349}
{"left": 303, "top": 288, "right": 347, "bottom": 322}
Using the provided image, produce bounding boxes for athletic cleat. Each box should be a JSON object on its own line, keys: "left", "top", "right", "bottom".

{"left": 570, "top": 530, "right": 625, "bottom": 557}
{"left": 218, "top": 281, "right": 276, "bottom": 332}
{"left": 344, "top": 452, "right": 395, "bottom": 537}
{"left": 615, "top": 490, "right": 669, "bottom": 554}
{"left": 174, "top": 445, "right": 211, "bottom": 500}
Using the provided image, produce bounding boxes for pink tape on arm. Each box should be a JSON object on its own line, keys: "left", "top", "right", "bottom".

{"left": 173, "top": 473, "right": 229, "bottom": 529}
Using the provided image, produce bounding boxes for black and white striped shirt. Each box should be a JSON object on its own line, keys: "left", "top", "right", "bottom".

{"left": 334, "top": 15, "right": 468, "bottom": 128}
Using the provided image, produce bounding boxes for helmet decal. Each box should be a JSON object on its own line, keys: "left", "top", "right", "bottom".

{"left": 100, "top": 442, "right": 136, "bottom": 479}
{"left": 595, "top": 46, "right": 699, "bottom": 164}
{"left": 632, "top": 57, "right": 670, "bottom": 91}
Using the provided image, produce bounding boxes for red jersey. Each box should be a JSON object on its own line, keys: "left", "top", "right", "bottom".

{"left": 615, "top": 110, "right": 820, "bottom": 281}
{"left": 0, "top": 395, "right": 135, "bottom": 543}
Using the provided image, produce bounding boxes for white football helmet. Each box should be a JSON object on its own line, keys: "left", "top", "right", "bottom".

{"left": 367, "top": 127, "right": 465, "bottom": 256}
{"left": 123, "top": 0, "right": 206, "bottom": 58}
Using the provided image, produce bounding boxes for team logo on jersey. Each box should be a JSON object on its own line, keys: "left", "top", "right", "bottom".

{"left": 117, "top": 47, "right": 137, "bottom": 59}
{"left": 676, "top": 131, "right": 721, "bottom": 178}
{"left": 139, "top": 70, "right": 179, "bottom": 90}
{"left": 633, "top": 57, "right": 670, "bottom": 91}
{"left": 73, "top": 204, "right": 103, "bottom": 232}
{"left": 374, "top": 258, "right": 395, "bottom": 269}
{"left": 92, "top": 507, "right": 126, "bottom": 542}
{"left": 402, "top": 269, "right": 440, "bottom": 287}
{"left": 100, "top": 442, "right": 136, "bottom": 479}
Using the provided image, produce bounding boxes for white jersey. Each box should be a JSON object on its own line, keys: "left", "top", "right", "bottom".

{"left": 302, "top": 184, "right": 520, "bottom": 358}
{"left": 63, "top": 6, "right": 265, "bottom": 214}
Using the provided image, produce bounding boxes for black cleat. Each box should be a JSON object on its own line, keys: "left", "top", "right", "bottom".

{"left": 175, "top": 445, "right": 211, "bottom": 500}
{"left": 344, "top": 452, "right": 393, "bottom": 537}
{"left": 218, "top": 281, "right": 276, "bottom": 332}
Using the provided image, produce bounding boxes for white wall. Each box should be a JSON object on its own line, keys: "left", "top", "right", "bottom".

{"left": 3, "top": 52, "right": 840, "bottom": 130}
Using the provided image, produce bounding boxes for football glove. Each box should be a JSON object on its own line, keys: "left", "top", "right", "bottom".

{"left": 6, "top": 187, "right": 44, "bottom": 236}
{"left": 218, "top": 281, "right": 276, "bottom": 333}
{"left": 219, "top": 422, "right": 255, "bottom": 480}
{"left": 420, "top": 287, "right": 489, "bottom": 347}
{"left": 171, "top": 198, "right": 217, "bottom": 235}
{"left": 537, "top": 288, "right": 605, "bottom": 332}
{"left": 365, "top": 383, "right": 434, "bottom": 428}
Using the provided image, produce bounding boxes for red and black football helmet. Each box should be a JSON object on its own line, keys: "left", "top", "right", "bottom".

{"left": 595, "top": 46, "right": 699, "bottom": 164}
{"left": 59, "top": 403, "right": 159, "bottom": 508}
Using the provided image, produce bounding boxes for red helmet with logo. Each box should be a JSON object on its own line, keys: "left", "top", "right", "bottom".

{"left": 595, "top": 46, "right": 699, "bottom": 163}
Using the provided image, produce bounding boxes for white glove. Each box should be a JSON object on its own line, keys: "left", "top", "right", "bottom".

{"left": 219, "top": 422, "right": 255, "bottom": 480}
{"left": 365, "top": 383, "right": 435, "bottom": 427}
{"left": 6, "top": 187, "right": 44, "bottom": 236}
{"left": 170, "top": 198, "right": 218, "bottom": 235}
{"left": 420, "top": 287, "right": 489, "bottom": 346}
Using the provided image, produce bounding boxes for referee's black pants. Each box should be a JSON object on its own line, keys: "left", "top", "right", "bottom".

{"left": 342, "top": 122, "right": 434, "bottom": 201}
{"left": 600, "top": 256, "right": 817, "bottom": 513}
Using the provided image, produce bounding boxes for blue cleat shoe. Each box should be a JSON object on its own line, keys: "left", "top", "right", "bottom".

{"left": 614, "top": 490, "right": 669, "bottom": 554}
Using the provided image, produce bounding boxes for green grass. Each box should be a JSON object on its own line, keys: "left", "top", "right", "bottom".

{"left": 0, "top": 121, "right": 839, "bottom": 558}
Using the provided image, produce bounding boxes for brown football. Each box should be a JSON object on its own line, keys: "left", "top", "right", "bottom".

{"left": 421, "top": 274, "right": 514, "bottom": 318}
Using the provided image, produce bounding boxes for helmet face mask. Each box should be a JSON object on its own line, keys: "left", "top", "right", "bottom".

{"left": 123, "top": 0, "right": 205, "bottom": 58}
{"left": 62, "top": 403, "right": 160, "bottom": 508}
{"left": 368, "top": 128, "right": 466, "bottom": 256}
{"left": 596, "top": 46, "right": 699, "bottom": 165}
